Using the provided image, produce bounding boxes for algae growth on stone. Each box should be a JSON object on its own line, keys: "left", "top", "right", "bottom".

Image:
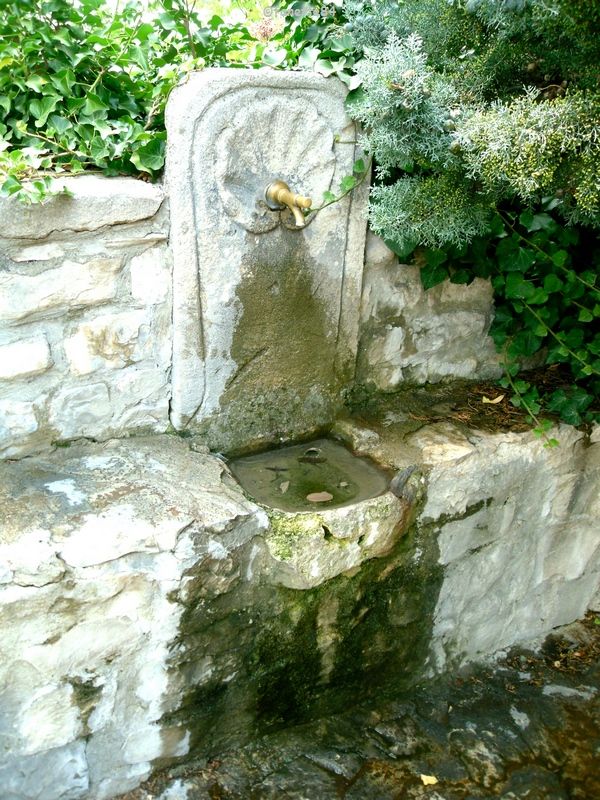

{"left": 190, "top": 226, "right": 349, "bottom": 455}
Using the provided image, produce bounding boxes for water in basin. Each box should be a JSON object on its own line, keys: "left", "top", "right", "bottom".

{"left": 229, "top": 438, "right": 391, "bottom": 512}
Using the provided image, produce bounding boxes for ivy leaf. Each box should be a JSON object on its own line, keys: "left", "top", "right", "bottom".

{"left": 298, "top": 47, "right": 321, "bottom": 68}
{"left": 450, "top": 269, "right": 471, "bottom": 284}
{"left": 82, "top": 93, "right": 109, "bottom": 116}
{"left": 158, "top": 12, "right": 178, "bottom": 30}
{"left": 546, "top": 388, "right": 593, "bottom": 425}
{"left": 262, "top": 48, "right": 288, "bottom": 67}
{"left": 340, "top": 175, "right": 357, "bottom": 193}
{"left": 543, "top": 274, "right": 563, "bottom": 293}
{"left": 329, "top": 34, "right": 354, "bottom": 52}
{"left": 322, "top": 190, "right": 336, "bottom": 203}
{"left": 421, "top": 261, "right": 448, "bottom": 289}
{"left": 315, "top": 58, "right": 337, "bottom": 76}
{"left": 510, "top": 331, "right": 543, "bottom": 357}
{"left": 129, "top": 137, "right": 165, "bottom": 173}
{"left": 528, "top": 287, "right": 549, "bottom": 305}
{"left": 505, "top": 273, "right": 535, "bottom": 300}
{"left": 578, "top": 308, "right": 594, "bottom": 322}
{"left": 384, "top": 237, "right": 418, "bottom": 259}
{"left": 343, "top": 74, "right": 362, "bottom": 91}
{"left": 424, "top": 248, "right": 447, "bottom": 268}
{"left": 47, "top": 114, "right": 71, "bottom": 134}
{"left": 345, "top": 84, "right": 366, "bottom": 115}
{"left": 24, "top": 74, "right": 48, "bottom": 93}
{"left": 552, "top": 250, "right": 569, "bottom": 268}
{"left": 0, "top": 175, "right": 23, "bottom": 197}
{"left": 29, "top": 95, "right": 60, "bottom": 127}
{"left": 519, "top": 210, "right": 533, "bottom": 228}
{"left": 528, "top": 213, "right": 553, "bottom": 231}
{"left": 560, "top": 328, "right": 584, "bottom": 348}
{"left": 49, "top": 68, "right": 76, "bottom": 96}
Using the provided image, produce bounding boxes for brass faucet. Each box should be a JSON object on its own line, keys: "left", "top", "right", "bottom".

{"left": 265, "top": 180, "right": 312, "bottom": 228}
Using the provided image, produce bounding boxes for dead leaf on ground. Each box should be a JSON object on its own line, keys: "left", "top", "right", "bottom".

{"left": 420, "top": 773, "right": 439, "bottom": 785}
{"left": 482, "top": 394, "right": 505, "bottom": 404}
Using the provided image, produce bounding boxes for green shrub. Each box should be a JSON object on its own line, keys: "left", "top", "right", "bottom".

{"left": 345, "top": 0, "right": 599, "bottom": 427}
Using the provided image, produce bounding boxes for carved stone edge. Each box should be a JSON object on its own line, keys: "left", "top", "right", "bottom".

{"left": 165, "top": 69, "right": 366, "bottom": 431}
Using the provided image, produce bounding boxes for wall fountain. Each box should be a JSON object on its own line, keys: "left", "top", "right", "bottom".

{"left": 166, "top": 68, "right": 369, "bottom": 452}
{"left": 0, "top": 68, "right": 598, "bottom": 800}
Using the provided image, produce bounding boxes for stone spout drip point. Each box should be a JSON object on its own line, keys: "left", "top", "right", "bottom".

{"left": 265, "top": 180, "right": 312, "bottom": 228}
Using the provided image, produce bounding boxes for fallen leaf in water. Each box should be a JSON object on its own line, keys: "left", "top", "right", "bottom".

{"left": 279, "top": 481, "right": 290, "bottom": 494}
{"left": 306, "top": 491, "right": 333, "bottom": 503}
{"left": 420, "top": 774, "right": 438, "bottom": 785}
{"left": 482, "top": 394, "right": 505, "bottom": 404}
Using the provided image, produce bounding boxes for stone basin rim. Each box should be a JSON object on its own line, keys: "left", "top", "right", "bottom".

{"left": 227, "top": 435, "right": 396, "bottom": 513}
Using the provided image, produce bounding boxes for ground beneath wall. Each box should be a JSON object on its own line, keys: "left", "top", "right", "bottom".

{"left": 120, "top": 615, "right": 600, "bottom": 800}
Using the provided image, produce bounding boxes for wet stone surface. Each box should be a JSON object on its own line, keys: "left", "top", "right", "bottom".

{"left": 229, "top": 437, "right": 392, "bottom": 512}
{"left": 121, "top": 616, "right": 599, "bottom": 799}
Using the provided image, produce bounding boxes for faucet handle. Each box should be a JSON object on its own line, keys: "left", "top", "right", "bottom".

{"left": 265, "top": 180, "right": 312, "bottom": 227}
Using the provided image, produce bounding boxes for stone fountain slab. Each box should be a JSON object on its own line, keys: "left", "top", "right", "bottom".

{"left": 165, "top": 69, "right": 370, "bottom": 452}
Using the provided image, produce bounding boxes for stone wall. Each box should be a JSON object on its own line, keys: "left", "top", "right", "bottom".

{"left": 1, "top": 421, "right": 598, "bottom": 800}
{"left": 0, "top": 175, "right": 171, "bottom": 459}
{"left": 0, "top": 175, "right": 504, "bottom": 462}
{"left": 358, "top": 231, "right": 501, "bottom": 389}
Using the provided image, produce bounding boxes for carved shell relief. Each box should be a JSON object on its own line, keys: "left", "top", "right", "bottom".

{"left": 214, "top": 94, "right": 336, "bottom": 233}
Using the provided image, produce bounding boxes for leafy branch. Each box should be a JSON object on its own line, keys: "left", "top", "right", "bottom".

{"left": 303, "top": 156, "right": 372, "bottom": 225}
{"left": 500, "top": 356, "right": 559, "bottom": 448}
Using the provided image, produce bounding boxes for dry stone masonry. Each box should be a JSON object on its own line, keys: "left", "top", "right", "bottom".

{"left": 0, "top": 176, "right": 172, "bottom": 459}
{"left": 358, "top": 231, "right": 502, "bottom": 388}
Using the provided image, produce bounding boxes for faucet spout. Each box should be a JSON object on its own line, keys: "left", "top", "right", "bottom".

{"left": 265, "top": 180, "right": 312, "bottom": 228}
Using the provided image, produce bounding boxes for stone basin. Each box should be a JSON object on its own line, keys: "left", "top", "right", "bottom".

{"left": 227, "top": 437, "right": 412, "bottom": 591}
{"left": 228, "top": 437, "right": 392, "bottom": 513}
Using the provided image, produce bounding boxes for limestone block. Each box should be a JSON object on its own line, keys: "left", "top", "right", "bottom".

{"left": 0, "top": 742, "right": 89, "bottom": 800}
{"left": 264, "top": 491, "right": 410, "bottom": 590}
{"left": 358, "top": 256, "right": 501, "bottom": 387}
{"left": 57, "top": 504, "right": 191, "bottom": 568}
{"left": 1, "top": 527, "right": 65, "bottom": 587}
{"left": 0, "top": 337, "right": 52, "bottom": 380}
{"left": 64, "top": 310, "right": 153, "bottom": 376}
{"left": 0, "top": 436, "right": 264, "bottom": 799}
{"left": 0, "top": 399, "right": 38, "bottom": 458}
{"left": 364, "top": 231, "right": 396, "bottom": 269}
{"left": 48, "top": 383, "right": 112, "bottom": 440}
{"left": 129, "top": 246, "right": 171, "bottom": 305}
{"left": 0, "top": 258, "right": 122, "bottom": 324}
{"left": 0, "top": 175, "right": 163, "bottom": 239}
{"left": 11, "top": 242, "right": 66, "bottom": 262}
{"left": 422, "top": 425, "right": 594, "bottom": 666}
{"left": 365, "top": 327, "right": 407, "bottom": 389}
{"left": 335, "top": 416, "right": 599, "bottom": 673}
{"left": 109, "top": 367, "right": 169, "bottom": 431}
{"left": 18, "top": 684, "right": 82, "bottom": 756}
